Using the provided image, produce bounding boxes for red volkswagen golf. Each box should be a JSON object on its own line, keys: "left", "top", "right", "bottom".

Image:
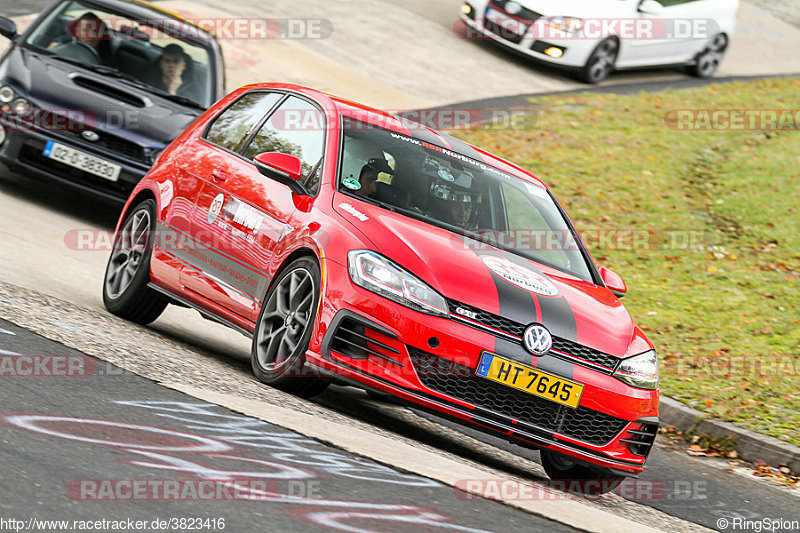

{"left": 103, "top": 83, "right": 659, "bottom": 486}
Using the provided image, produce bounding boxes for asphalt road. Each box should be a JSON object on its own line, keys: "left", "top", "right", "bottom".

{"left": 0, "top": 318, "right": 562, "bottom": 533}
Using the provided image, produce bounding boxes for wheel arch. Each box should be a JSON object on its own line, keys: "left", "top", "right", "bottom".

{"left": 116, "top": 187, "right": 158, "bottom": 233}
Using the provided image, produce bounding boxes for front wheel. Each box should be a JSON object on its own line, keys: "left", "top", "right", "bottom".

{"left": 102, "top": 199, "right": 167, "bottom": 324}
{"left": 251, "top": 257, "right": 329, "bottom": 398}
{"left": 578, "top": 38, "right": 618, "bottom": 84}
{"left": 687, "top": 33, "right": 728, "bottom": 78}
{"left": 540, "top": 449, "right": 625, "bottom": 495}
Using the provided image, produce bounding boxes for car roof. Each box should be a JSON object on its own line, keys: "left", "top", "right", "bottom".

{"left": 242, "top": 83, "right": 547, "bottom": 190}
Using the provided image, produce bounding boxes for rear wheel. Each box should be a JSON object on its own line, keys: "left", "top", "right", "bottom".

{"left": 578, "top": 38, "right": 618, "bottom": 84}
{"left": 687, "top": 33, "right": 727, "bottom": 78}
{"left": 540, "top": 449, "right": 625, "bottom": 495}
{"left": 251, "top": 257, "right": 329, "bottom": 398}
{"left": 102, "top": 199, "right": 167, "bottom": 324}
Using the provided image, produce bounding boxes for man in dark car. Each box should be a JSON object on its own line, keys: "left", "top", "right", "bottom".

{"left": 51, "top": 12, "right": 113, "bottom": 66}
{"left": 143, "top": 43, "right": 202, "bottom": 103}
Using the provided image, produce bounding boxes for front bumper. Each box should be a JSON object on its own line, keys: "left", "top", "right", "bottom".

{"left": 307, "top": 259, "right": 659, "bottom": 475}
{"left": 460, "top": 11, "right": 596, "bottom": 69}
{"left": 0, "top": 118, "right": 150, "bottom": 202}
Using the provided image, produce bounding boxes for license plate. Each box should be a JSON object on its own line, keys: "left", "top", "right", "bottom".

{"left": 476, "top": 352, "right": 584, "bottom": 409}
{"left": 43, "top": 141, "right": 122, "bottom": 182}
{"left": 485, "top": 7, "right": 527, "bottom": 37}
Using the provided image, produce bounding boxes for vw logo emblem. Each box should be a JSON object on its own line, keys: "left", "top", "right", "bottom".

{"left": 81, "top": 130, "right": 100, "bottom": 142}
{"left": 504, "top": 1, "right": 523, "bottom": 15}
{"left": 523, "top": 324, "right": 552, "bottom": 356}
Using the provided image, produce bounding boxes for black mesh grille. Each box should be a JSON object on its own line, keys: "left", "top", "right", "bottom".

{"left": 447, "top": 299, "right": 620, "bottom": 372}
{"left": 409, "top": 348, "right": 628, "bottom": 446}
{"left": 484, "top": 19, "right": 525, "bottom": 44}
{"left": 63, "top": 129, "right": 146, "bottom": 163}
{"left": 490, "top": 0, "right": 542, "bottom": 21}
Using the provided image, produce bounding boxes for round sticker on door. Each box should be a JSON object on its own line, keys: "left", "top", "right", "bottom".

{"left": 208, "top": 193, "right": 224, "bottom": 225}
{"left": 481, "top": 256, "right": 559, "bottom": 296}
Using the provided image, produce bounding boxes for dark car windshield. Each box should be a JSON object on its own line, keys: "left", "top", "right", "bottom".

{"left": 24, "top": 0, "right": 215, "bottom": 107}
{"left": 338, "top": 118, "right": 594, "bottom": 281}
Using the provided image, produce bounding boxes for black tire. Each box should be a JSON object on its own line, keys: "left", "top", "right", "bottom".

{"left": 251, "top": 257, "right": 329, "bottom": 398}
{"left": 687, "top": 33, "right": 727, "bottom": 78}
{"left": 540, "top": 449, "right": 625, "bottom": 496}
{"left": 578, "top": 38, "right": 619, "bottom": 84}
{"left": 102, "top": 199, "right": 167, "bottom": 325}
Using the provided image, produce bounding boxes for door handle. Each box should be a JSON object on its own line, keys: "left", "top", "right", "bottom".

{"left": 211, "top": 169, "right": 229, "bottom": 182}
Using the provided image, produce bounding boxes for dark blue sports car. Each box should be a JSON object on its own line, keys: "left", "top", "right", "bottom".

{"left": 0, "top": 0, "right": 225, "bottom": 201}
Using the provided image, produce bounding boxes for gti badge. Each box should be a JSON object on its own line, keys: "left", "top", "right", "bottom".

{"left": 504, "top": 1, "right": 523, "bottom": 15}
{"left": 455, "top": 306, "right": 478, "bottom": 320}
{"left": 523, "top": 324, "right": 552, "bottom": 356}
{"left": 81, "top": 130, "right": 100, "bottom": 142}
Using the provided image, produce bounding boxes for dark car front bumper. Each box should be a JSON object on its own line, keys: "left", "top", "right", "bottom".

{"left": 0, "top": 118, "right": 152, "bottom": 203}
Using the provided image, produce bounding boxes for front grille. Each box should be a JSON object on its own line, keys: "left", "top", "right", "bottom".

{"left": 490, "top": 0, "right": 542, "bottom": 21}
{"left": 484, "top": 19, "right": 526, "bottom": 44}
{"left": 446, "top": 299, "right": 621, "bottom": 372}
{"left": 409, "top": 348, "right": 628, "bottom": 446}
{"left": 62, "top": 129, "right": 146, "bottom": 163}
{"left": 621, "top": 422, "right": 659, "bottom": 457}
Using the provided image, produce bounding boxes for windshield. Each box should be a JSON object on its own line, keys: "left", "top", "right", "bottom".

{"left": 338, "top": 118, "right": 593, "bottom": 281}
{"left": 24, "top": 0, "right": 215, "bottom": 107}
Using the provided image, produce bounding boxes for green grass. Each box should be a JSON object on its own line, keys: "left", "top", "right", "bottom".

{"left": 452, "top": 78, "right": 800, "bottom": 445}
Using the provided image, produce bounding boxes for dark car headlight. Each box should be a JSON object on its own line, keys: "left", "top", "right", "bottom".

{"left": 11, "top": 98, "right": 31, "bottom": 116}
{"left": 0, "top": 85, "right": 15, "bottom": 104}
{"left": 348, "top": 250, "right": 449, "bottom": 317}
{"left": 614, "top": 350, "right": 659, "bottom": 390}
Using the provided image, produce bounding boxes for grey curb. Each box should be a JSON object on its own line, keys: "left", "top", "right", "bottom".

{"left": 659, "top": 396, "right": 800, "bottom": 474}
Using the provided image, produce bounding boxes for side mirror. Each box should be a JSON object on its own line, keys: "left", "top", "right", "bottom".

{"left": 638, "top": 0, "right": 664, "bottom": 16}
{"left": 599, "top": 266, "right": 627, "bottom": 298}
{"left": 0, "top": 16, "right": 17, "bottom": 40}
{"left": 253, "top": 152, "right": 307, "bottom": 195}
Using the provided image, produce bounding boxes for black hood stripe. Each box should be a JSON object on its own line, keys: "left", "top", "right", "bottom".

{"left": 486, "top": 248, "right": 579, "bottom": 343}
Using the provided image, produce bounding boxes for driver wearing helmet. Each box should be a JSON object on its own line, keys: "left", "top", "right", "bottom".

{"left": 430, "top": 169, "right": 480, "bottom": 229}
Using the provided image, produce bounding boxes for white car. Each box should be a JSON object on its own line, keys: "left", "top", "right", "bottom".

{"left": 460, "top": 0, "right": 738, "bottom": 83}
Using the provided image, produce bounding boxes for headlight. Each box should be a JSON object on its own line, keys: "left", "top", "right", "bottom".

{"left": 11, "top": 98, "right": 31, "bottom": 116}
{"left": 348, "top": 250, "right": 449, "bottom": 317}
{"left": 614, "top": 350, "right": 658, "bottom": 390}
{"left": 0, "top": 85, "right": 14, "bottom": 103}
{"left": 545, "top": 17, "right": 583, "bottom": 34}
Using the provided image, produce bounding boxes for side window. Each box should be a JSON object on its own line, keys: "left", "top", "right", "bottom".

{"left": 204, "top": 92, "right": 282, "bottom": 151}
{"left": 243, "top": 97, "right": 325, "bottom": 193}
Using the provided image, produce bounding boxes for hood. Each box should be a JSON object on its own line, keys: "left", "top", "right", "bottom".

{"left": 334, "top": 194, "right": 642, "bottom": 358}
{"left": 1, "top": 47, "right": 201, "bottom": 148}
{"left": 516, "top": 0, "right": 629, "bottom": 18}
